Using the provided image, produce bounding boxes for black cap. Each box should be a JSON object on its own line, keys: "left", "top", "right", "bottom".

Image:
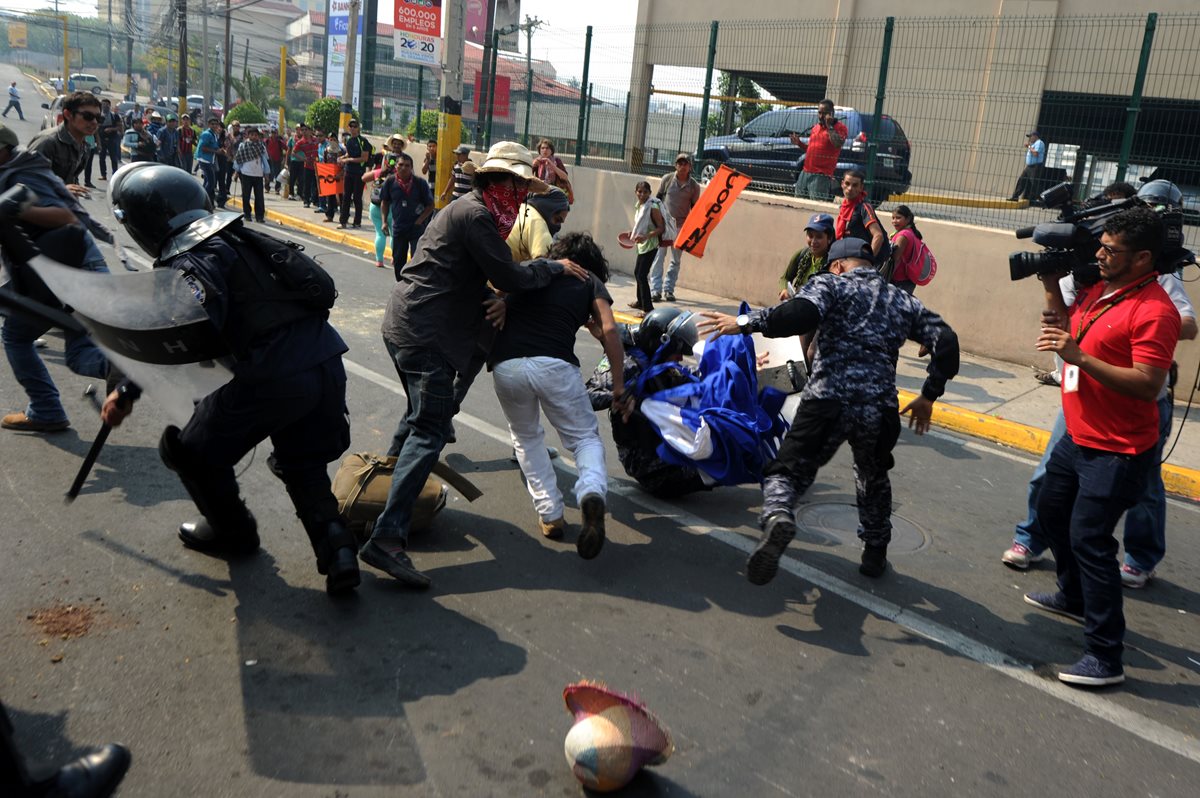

{"left": 828, "top": 237, "right": 872, "bottom": 263}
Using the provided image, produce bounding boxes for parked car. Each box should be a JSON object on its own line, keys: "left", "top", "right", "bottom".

{"left": 697, "top": 105, "right": 913, "bottom": 202}
{"left": 69, "top": 73, "right": 105, "bottom": 94}
{"left": 39, "top": 95, "right": 65, "bottom": 130}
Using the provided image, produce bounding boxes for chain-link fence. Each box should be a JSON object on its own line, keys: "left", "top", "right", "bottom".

{"left": 485, "top": 12, "right": 1200, "bottom": 247}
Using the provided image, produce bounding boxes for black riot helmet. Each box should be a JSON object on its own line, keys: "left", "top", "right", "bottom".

{"left": 110, "top": 162, "right": 214, "bottom": 258}
{"left": 635, "top": 308, "right": 699, "bottom": 361}
{"left": 1136, "top": 179, "right": 1183, "bottom": 208}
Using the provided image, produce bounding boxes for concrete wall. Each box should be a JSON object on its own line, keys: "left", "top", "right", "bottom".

{"left": 561, "top": 162, "right": 1200, "bottom": 395}
{"left": 625, "top": 2, "right": 1200, "bottom": 199}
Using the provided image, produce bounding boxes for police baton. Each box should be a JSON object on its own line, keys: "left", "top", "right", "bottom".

{"left": 65, "top": 422, "right": 112, "bottom": 504}
{"left": 65, "top": 383, "right": 139, "bottom": 504}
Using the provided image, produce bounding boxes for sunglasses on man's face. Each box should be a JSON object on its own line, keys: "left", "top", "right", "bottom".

{"left": 74, "top": 111, "right": 102, "bottom": 123}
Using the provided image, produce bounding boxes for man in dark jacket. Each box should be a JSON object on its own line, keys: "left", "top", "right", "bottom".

{"left": 361, "top": 141, "right": 589, "bottom": 588}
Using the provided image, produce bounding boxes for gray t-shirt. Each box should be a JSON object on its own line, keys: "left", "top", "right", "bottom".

{"left": 658, "top": 173, "right": 701, "bottom": 221}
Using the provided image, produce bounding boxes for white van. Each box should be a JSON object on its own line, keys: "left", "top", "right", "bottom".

{"left": 69, "top": 73, "right": 104, "bottom": 94}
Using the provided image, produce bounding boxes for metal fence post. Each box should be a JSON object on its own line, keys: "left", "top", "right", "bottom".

{"left": 484, "top": 29, "right": 500, "bottom": 147}
{"left": 678, "top": 104, "right": 686, "bottom": 154}
{"left": 1116, "top": 13, "right": 1157, "bottom": 183}
{"left": 621, "top": 90, "right": 631, "bottom": 157}
{"left": 574, "top": 25, "right": 593, "bottom": 165}
{"left": 695, "top": 20, "right": 719, "bottom": 158}
{"left": 865, "top": 16, "right": 894, "bottom": 196}
{"left": 584, "top": 82, "right": 594, "bottom": 152}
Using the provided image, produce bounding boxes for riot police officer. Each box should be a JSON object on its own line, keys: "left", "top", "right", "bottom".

{"left": 100, "top": 163, "right": 360, "bottom": 595}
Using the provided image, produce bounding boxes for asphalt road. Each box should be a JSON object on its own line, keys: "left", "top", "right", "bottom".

{"left": 2, "top": 63, "right": 1200, "bottom": 797}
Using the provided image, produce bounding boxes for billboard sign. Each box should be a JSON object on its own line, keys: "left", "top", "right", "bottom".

{"left": 465, "top": 0, "right": 520, "bottom": 52}
{"left": 394, "top": 0, "right": 443, "bottom": 67}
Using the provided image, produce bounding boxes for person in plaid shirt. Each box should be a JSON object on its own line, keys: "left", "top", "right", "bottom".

{"left": 234, "top": 127, "right": 268, "bottom": 223}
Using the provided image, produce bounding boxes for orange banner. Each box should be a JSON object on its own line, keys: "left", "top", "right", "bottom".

{"left": 316, "top": 162, "right": 344, "bottom": 197}
{"left": 675, "top": 165, "right": 751, "bottom": 259}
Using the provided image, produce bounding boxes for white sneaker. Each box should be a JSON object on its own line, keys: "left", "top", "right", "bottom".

{"left": 1120, "top": 564, "right": 1153, "bottom": 589}
{"left": 1002, "top": 542, "right": 1045, "bottom": 570}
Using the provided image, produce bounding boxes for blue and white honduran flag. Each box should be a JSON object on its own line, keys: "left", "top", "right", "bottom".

{"left": 638, "top": 304, "right": 790, "bottom": 486}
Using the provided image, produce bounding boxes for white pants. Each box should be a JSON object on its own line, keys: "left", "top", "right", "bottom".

{"left": 492, "top": 356, "right": 607, "bottom": 522}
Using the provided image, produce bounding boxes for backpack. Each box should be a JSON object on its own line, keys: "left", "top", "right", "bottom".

{"left": 225, "top": 225, "right": 338, "bottom": 313}
{"left": 904, "top": 236, "right": 938, "bottom": 286}
{"left": 887, "top": 229, "right": 937, "bottom": 286}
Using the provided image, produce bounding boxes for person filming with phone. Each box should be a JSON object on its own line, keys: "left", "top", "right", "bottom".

{"left": 791, "top": 99, "right": 848, "bottom": 201}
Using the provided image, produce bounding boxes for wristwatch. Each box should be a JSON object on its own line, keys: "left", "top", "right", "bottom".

{"left": 736, "top": 313, "right": 751, "bottom": 335}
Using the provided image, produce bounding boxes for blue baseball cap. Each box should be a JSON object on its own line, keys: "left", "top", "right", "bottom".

{"left": 804, "top": 213, "right": 835, "bottom": 234}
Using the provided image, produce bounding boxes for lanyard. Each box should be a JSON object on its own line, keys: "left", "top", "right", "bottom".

{"left": 1074, "top": 273, "right": 1157, "bottom": 345}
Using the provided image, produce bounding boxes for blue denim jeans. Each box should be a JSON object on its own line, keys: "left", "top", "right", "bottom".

{"left": 1036, "top": 434, "right": 1156, "bottom": 667}
{"left": 1, "top": 260, "right": 110, "bottom": 424}
{"left": 650, "top": 242, "right": 682, "bottom": 295}
{"left": 369, "top": 344, "right": 455, "bottom": 546}
{"left": 198, "top": 160, "right": 216, "bottom": 200}
{"left": 1014, "top": 398, "right": 1171, "bottom": 572}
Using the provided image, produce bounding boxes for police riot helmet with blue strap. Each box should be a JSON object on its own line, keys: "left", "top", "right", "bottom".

{"left": 635, "top": 307, "right": 699, "bottom": 361}
{"left": 110, "top": 162, "right": 234, "bottom": 259}
{"left": 1136, "top": 179, "right": 1182, "bottom": 208}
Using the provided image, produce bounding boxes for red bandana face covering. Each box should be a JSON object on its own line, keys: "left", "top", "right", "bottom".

{"left": 482, "top": 181, "right": 528, "bottom": 238}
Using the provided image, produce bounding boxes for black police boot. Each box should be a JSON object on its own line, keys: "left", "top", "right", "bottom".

{"left": 178, "top": 517, "right": 259, "bottom": 555}
{"left": 859, "top": 544, "right": 888, "bottom": 578}
{"left": 303, "top": 517, "right": 360, "bottom": 595}
{"left": 35, "top": 742, "right": 131, "bottom": 798}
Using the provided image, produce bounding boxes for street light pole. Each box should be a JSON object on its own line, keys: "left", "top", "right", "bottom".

{"left": 521, "top": 15, "right": 542, "bottom": 147}
{"left": 341, "top": 0, "right": 361, "bottom": 133}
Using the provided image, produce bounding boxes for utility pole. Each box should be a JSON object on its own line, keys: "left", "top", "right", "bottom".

{"left": 436, "top": 0, "right": 465, "bottom": 208}
{"left": 223, "top": 0, "right": 232, "bottom": 111}
{"left": 340, "top": 0, "right": 361, "bottom": 134}
{"left": 178, "top": 0, "right": 188, "bottom": 106}
{"left": 201, "top": 0, "right": 210, "bottom": 121}
{"left": 107, "top": 0, "right": 113, "bottom": 86}
{"left": 279, "top": 46, "right": 288, "bottom": 129}
{"left": 521, "top": 15, "right": 543, "bottom": 146}
{"left": 125, "top": 0, "right": 134, "bottom": 100}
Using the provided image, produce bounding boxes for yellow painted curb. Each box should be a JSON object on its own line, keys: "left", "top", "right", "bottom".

{"left": 898, "top": 389, "right": 1200, "bottom": 501}
{"left": 236, "top": 199, "right": 392, "bottom": 260}
{"left": 613, "top": 310, "right": 642, "bottom": 325}
{"left": 891, "top": 192, "right": 1028, "bottom": 210}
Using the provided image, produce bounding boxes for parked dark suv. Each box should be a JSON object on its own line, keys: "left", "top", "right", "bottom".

{"left": 697, "top": 106, "right": 913, "bottom": 202}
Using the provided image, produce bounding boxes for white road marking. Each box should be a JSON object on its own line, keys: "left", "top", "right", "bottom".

{"left": 344, "top": 355, "right": 1200, "bottom": 766}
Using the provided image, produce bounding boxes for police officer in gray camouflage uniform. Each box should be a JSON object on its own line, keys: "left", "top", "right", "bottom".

{"left": 699, "top": 237, "right": 960, "bottom": 582}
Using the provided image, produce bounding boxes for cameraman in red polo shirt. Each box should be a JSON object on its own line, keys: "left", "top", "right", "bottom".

{"left": 1025, "top": 206, "right": 1180, "bottom": 688}
{"left": 791, "top": 99, "right": 847, "bottom": 201}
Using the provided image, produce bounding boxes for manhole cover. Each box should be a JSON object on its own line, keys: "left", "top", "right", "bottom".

{"left": 794, "top": 502, "right": 929, "bottom": 554}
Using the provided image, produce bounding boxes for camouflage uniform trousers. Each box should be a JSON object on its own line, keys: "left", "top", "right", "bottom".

{"left": 760, "top": 398, "right": 901, "bottom": 547}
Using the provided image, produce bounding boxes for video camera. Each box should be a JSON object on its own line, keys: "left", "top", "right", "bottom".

{"left": 1007, "top": 180, "right": 1191, "bottom": 284}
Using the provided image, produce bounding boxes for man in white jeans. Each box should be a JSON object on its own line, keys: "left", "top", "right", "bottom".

{"left": 489, "top": 232, "right": 630, "bottom": 558}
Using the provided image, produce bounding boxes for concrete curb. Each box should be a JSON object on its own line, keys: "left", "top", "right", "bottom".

{"left": 892, "top": 192, "right": 1028, "bottom": 210}
{"left": 256, "top": 200, "right": 1200, "bottom": 502}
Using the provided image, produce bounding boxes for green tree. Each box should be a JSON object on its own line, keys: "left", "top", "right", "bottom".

{"left": 305, "top": 96, "right": 357, "bottom": 135}
{"left": 224, "top": 100, "right": 266, "bottom": 124}
{"left": 407, "top": 110, "right": 439, "bottom": 139}
{"left": 230, "top": 74, "right": 282, "bottom": 113}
